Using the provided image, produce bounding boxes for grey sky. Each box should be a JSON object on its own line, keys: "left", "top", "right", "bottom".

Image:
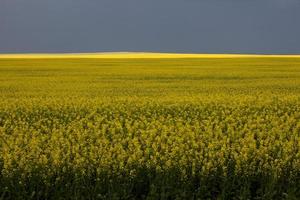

{"left": 1, "top": 0, "right": 300, "bottom": 54}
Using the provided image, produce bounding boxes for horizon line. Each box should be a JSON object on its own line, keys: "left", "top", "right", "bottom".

{"left": 1, "top": 52, "right": 300, "bottom": 59}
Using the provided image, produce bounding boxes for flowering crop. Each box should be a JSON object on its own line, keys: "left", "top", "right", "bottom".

{"left": 0, "top": 57, "right": 300, "bottom": 199}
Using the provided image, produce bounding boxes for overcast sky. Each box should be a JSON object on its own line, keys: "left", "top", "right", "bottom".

{"left": 1, "top": 0, "right": 300, "bottom": 54}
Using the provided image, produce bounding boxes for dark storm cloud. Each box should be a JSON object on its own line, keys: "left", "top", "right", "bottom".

{"left": 1, "top": 0, "right": 300, "bottom": 54}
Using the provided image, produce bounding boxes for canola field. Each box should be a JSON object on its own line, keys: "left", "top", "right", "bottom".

{"left": 0, "top": 54, "right": 300, "bottom": 199}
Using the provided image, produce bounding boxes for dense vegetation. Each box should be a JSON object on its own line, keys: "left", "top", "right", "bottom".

{"left": 0, "top": 57, "right": 300, "bottom": 199}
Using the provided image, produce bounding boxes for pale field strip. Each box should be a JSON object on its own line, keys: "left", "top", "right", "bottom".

{"left": 0, "top": 52, "right": 300, "bottom": 59}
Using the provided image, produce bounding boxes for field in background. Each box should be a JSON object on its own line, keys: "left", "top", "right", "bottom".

{"left": 1, "top": 52, "right": 300, "bottom": 59}
{"left": 0, "top": 55, "right": 300, "bottom": 199}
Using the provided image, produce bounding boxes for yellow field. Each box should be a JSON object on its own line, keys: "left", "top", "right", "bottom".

{"left": 0, "top": 55, "right": 300, "bottom": 199}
